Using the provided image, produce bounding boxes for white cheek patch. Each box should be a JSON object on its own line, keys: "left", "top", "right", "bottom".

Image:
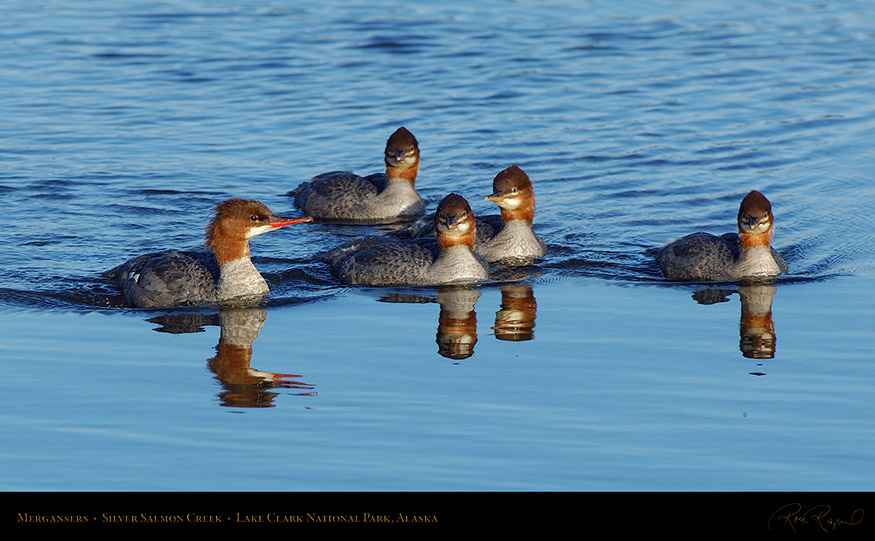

{"left": 436, "top": 218, "right": 471, "bottom": 235}
{"left": 740, "top": 219, "right": 771, "bottom": 233}
{"left": 496, "top": 196, "right": 521, "bottom": 210}
{"left": 245, "top": 224, "right": 273, "bottom": 239}
{"left": 390, "top": 153, "right": 417, "bottom": 167}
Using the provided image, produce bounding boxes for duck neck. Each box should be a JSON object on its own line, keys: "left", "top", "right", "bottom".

{"left": 206, "top": 219, "right": 250, "bottom": 263}
{"left": 738, "top": 223, "right": 772, "bottom": 248}
{"left": 736, "top": 226, "right": 780, "bottom": 276}
{"left": 428, "top": 243, "right": 487, "bottom": 283}
{"left": 216, "top": 256, "right": 269, "bottom": 299}
{"left": 494, "top": 218, "right": 535, "bottom": 238}
{"left": 499, "top": 197, "right": 535, "bottom": 224}
{"left": 437, "top": 228, "right": 476, "bottom": 251}
{"left": 385, "top": 161, "right": 419, "bottom": 184}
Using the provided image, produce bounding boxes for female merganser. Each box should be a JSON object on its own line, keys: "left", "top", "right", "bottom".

{"left": 475, "top": 164, "right": 547, "bottom": 263}
{"left": 106, "top": 199, "right": 311, "bottom": 307}
{"left": 292, "top": 126, "right": 425, "bottom": 223}
{"left": 397, "top": 165, "right": 546, "bottom": 263}
{"left": 323, "top": 193, "right": 489, "bottom": 286}
{"left": 657, "top": 190, "right": 788, "bottom": 281}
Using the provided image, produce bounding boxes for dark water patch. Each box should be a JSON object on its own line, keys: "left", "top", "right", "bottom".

{"left": 22, "top": 238, "right": 72, "bottom": 247}
{"left": 640, "top": 272, "right": 845, "bottom": 292}
{"left": 359, "top": 36, "right": 430, "bottom": 53}
{"left": 130, "top": 10, "right": 246, "bottom": 22}
{"left": 102, "top": 203, "right": 191, "bottom": 217}
{"left": 92, "top": 51, "right": 169, "bottom": 60}
{"left": 267, "top": 265, "right": 337, "bottom": 289}
{"left": 0, "top": 282, "right": 122, "bottom": 313}
{"left": 540, "top": 256, "right": 643, "bottom": 283}
{"left": 264, "top": 291, "right": 341, "bottom": 309}
{"left": 144, "top": 311, "right": 217, "bottom": 334}
{"left": 136, "top": 188, "right": 214, "bottom": 196}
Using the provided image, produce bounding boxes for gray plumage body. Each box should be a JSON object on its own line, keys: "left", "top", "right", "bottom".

{"left": 322, "top": 236, "right": 489, "bottom": 286}
{"left": 293, "top": 171, "right": 424, "bottom": 223}
{"left": 657, "top": 232, "right": 788, "bottom": 281}
{"left": 106, "top": 250, "right": 270, "bottom": 308}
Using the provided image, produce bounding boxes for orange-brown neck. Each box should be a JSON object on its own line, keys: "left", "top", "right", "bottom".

{"left": 499, "top": 194, "right": 536, "bottom": 223}
{"left": 386, "top": 158, "right": 419, "bottom": 183}
{"left": 738, "top": 223, "right": 773, "bottom": 248}
{"left": 500, "top": 286, "right": 537, "bottom": 312}
{"left": 212, "top": 341, "right": 253, "bottom": 370}
{"left": 205, "top": 223, "right": 250, "bottom": 265}
{"left": 438, "top": 312, "right": 478, "bottom": 335}
{"left": 437, "top": 226, "right": 476, "bottom": 250}
{"left": 741, "top": 313, "right": 774, "bottom": 330}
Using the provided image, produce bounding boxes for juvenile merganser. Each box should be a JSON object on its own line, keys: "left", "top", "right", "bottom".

{"left": 323, "top": 193, "right": 489, "bottom": 286}
{"left": 106, "top": 199, "right": 311, "bottom": 307}
{"left": 292, "top": 126, "right": 425, "bottom": 223}
{"left": 397, "top": 165, "right": 546, "bottom": 263}
{"left": 657, "top": 190, "right": 788, "bottom": 281}
{"left": 476, "top": 165, "right": 547, "bottom": 263}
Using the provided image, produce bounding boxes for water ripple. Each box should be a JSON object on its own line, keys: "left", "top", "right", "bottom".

{"left": 1, "top": 0, "right": 874, "bottom": 310}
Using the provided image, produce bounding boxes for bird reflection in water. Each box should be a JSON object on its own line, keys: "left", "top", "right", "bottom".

{"left": 691, "top": 282, "right": 778, "bottom": 362}
{"left": 491, "top": 284, "right": 537, "bottom": 341}
{"left": 435, "top": 287, "right": 481, "bottom": 360}
{"left": 377, "top": 283, "right": 539, "bottom": 360}
{"left": 148, "top": 308, "right": 314, "bottom": 407}
{"left": 737, "top": 284, "right": 777, "bottom": 360}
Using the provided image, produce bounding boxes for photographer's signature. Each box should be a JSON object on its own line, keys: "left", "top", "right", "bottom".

{"left": 768, "top": 503, "right": 863, "bottom": 533}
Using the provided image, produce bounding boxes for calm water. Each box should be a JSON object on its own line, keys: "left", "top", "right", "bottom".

{"left": 1, "top": 0, "right": 874, "bottom": 492}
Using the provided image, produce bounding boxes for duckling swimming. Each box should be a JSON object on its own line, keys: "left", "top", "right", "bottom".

{"left": 323, "top": 193, "right": 489, "bottom": 286}
{"left": 292, "top": 127, "right": 424, "bottom": 223}
{"left": 657, "top": 190, "right": 788, "bottom": 281}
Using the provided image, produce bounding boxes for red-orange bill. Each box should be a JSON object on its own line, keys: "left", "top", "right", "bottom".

{"left": 270, "top": 216, "right": 312, "bottom": 228}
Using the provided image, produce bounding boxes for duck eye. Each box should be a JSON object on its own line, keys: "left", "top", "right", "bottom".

{"left": 249, "top": 215, "right": 259, "bottom": 222}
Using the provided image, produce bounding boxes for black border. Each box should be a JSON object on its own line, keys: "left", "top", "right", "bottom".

{"left": 5, "top": 492, "right": 873, "bottom": 536}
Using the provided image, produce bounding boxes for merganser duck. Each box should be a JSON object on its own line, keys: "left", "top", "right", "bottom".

{"left": 323, "top": 193, "right": 489, "bottom": 286}
{"left": 475, "top": 164, "right": 547, "bottom": 262}
{"left": 292, "top": 126, "right": 425, "bottom": 223}
{"left": 657, "top": 190, "right": 788, "bottom": 281}
{"left": 106, "top": 199, "right": 311, "bottom": 307}
{"left": 397, "top": 165, "right": 546, "bottom": 263}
